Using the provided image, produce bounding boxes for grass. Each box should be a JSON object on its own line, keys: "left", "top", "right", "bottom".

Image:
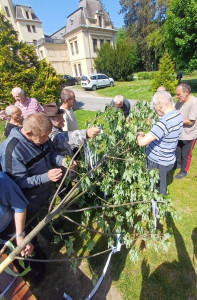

{"left": 74, "top": 110, "right": 197, "bottom": 299}
{"left": 94, "top": 70, "right": 197, "bottom": 101}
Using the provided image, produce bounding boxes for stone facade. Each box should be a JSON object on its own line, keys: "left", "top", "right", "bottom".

{"left": 0, "top": 0, "right": 117, "bottom": 76}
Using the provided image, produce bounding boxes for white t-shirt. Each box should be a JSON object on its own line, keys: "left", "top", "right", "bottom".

{"left": 60, "top": 107, "right": 78, "bottom": 131}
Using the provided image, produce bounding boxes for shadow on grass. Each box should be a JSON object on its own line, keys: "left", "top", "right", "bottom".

{"left": 88, "top": 235, "right": 128, "bottom": 300}
{"left": 140, "top": 214, "right": 197, "bottom": 299}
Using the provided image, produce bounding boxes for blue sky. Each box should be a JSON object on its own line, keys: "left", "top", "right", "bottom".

{"left": 15, "top": 0, "right": 124, "bottom": 35}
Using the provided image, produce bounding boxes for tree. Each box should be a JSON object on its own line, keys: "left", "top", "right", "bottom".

{"left": 0, "top": 102, "right": 173, "bottom": 273}
{"left": 165, "top": 0, "right": 197, "bottom": 71}
{"left": 0, "top": 12, "right": 62, "bottom": 107}
{"left": 94, "top": 39, "right": 138, "bottom": 81}
{"left": 151, "top": 51, "right": 178, "bottom": 94}
{"left": 31, "top": 59, "right": 63, "bottom": 106}
{"left": 120, "top": 0, "right": 167, "bottom": 70}
{"left": 0, "top": 12, "right": 38, "bottom": 106}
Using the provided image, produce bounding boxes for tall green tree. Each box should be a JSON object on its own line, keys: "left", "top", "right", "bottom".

{"left": 0, "top": 12, "right": 38, "bottom": 105}
{"left": 31, "top": 59, "right": 63, "bottom": 106}
{"left": 0, "top": 12, "right": 62, "bottom": 107}
{"left": 151, "top": 51, "right": 178, "bottom": 94}
{"left": 165, "top": 0, "right": 197, "bottom": 71}
{"left": 120, "top": 0, "right": 167, "bottom": 70}
{"left": 94, "top": 39, "right": 138, "bottom": 81}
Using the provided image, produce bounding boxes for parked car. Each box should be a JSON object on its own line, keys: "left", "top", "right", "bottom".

{"left": 61, "top": 75, "right": 78, "bottom": 86}
{"left": 81, "top": 74, "right": 114, "bottom": 91}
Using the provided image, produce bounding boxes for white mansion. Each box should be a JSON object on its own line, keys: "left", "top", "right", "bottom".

{"left": 0, "top": 0, "right": 117, "bottom": 76}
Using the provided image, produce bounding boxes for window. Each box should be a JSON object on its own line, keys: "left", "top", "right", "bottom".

{"left": 93, "top": 39, "right": 97, "bottom": 53}
{"left": 4, "top": 6, "right": 10, "bottom": 17}
{"left": 26, "top": 11, "right": 29, "bottom": 19}
{"left": 70, "top": 43, "right": 74, "bottom": 55}
{"left": 40, "top": 50, "right": 43, "bottom": 58}
{"left": 74, "top": 64, "right": 78, "bottom": 76}
{"left": 75, "top": 41, "right": 79, "bottom": 54}
{"left": 98, "top": 16, "right": 102, "bottom": 27}
{"left": 26, "top": 25, "right": 31, "bottom": 32}
{"left": 107, "top": 40, "right": 111, "bottom": 44}
{"left": 33, "top": 40, "right": 37, "bottom": 45}
{"left": 32, "top": 25, "right": 36, "bottom": 33}
{"left": 100, "top": 39, "right": 104, "bottom": 46}
{"left": 78, "top": 64, "right": 82, "bottom": 76}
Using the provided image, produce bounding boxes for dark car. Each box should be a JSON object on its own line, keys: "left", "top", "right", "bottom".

{"left": 61, "top": 75, "right": 78, "bottom": 86}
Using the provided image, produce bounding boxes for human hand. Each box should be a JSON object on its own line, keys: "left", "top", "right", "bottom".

{"left": 87, "top": 127, "right": 100, "bottom": 138}
{"left": 62, "top": 158, "right": 77, "bottom": 170}
{"left": 137, "top": 131, "right": 145, "bottom": 137}
{"left": 16, "top": 236, "right": 34, "bottom": 256}
{"left": 47, "top": 168, "right": 62, "bottom": 182}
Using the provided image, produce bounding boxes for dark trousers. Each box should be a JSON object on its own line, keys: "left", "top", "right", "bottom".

{"left": 175, "top": 139, "right": 196, "bottom": 172}
{"left": 147, "top": 159, "right": 174, "bottom": 196}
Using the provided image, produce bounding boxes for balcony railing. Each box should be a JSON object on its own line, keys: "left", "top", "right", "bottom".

{"left": 36, "top": 38, "right": 65, "bottom": 46}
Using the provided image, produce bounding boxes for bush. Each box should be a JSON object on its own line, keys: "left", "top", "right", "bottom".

{"left": 151, "top": 51, "right": 178, "bottom": 95}
{"left": 137, "top": 72, "right": 158, "bottom": 80}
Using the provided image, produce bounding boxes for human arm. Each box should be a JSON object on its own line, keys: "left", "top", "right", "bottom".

{"left": 14, "top": 209, "right": 34, "bottom": 256}
{"left": 182, "top": 119, "right": 195, "bottom": 126}
{"left": 137, "top": 131, "right": 156, "bottom": 147}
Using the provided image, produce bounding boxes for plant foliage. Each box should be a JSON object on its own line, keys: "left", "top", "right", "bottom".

{"left": 0, "top": 12, "right": 62, "bottom": 107}
{"left": 151, "top": 51, "right": 178, "bottom": 94}
{"left": 63, "top": 102, "right": 174, "bottom": 263}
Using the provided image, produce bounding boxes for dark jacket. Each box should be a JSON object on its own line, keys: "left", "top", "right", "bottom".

{"left": 0, "top": 127, "right": 64, "bottom": 213}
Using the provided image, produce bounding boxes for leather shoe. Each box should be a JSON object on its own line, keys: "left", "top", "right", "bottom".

{"left": 174, "top": 171, "right": 187, "bottom": 179}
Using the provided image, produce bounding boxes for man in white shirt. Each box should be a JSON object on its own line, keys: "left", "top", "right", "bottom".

{"left": 60, "top": 88, "right": 78, "bottom": 132}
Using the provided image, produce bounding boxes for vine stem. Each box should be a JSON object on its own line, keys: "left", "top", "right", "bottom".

{"left": 61, "top": 214, "right": 117, "bottom": 236}
{"left": 14, "top": 248, "right": 112, "bottom": 263}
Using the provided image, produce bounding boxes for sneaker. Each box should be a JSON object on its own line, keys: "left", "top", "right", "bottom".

{"left": 174, "top": 171, "right": 187, "bottom": 179}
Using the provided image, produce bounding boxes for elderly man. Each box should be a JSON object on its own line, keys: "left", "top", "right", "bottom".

{"left": 0, "top": 113, "right": 66, "bottom": 216}
{"left": 109, "top": 95, "right": 130, "bottom": 118}
{"left": 11, "top": 87, "right": 43, "bottom": 119}
{"left": 4, "top": 105, "right": 23, "bottom": 138}
{"left": 60, "top": 88, "right": 78, "bottom": 131}
{"left": 43, "top": 102, "right": 100, "bottom": 157}
{"left": 0, "top": 172, "right": 33, "bottom": 257}
{"left": 137, "top": 91, "right": 183, "bottom": 195}
{"left": 174, "top": 83, "right": 197, "bottom": 179}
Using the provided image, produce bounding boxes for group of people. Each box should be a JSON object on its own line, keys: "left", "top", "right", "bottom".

{"left": 0, "top": 87, "right": 100, "bottom": 279}
{"left": 0, "top": 82, "right": 196, "bottom": 278}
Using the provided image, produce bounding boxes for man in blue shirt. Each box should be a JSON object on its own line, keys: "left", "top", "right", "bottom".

{"left": 137, "top": 91, "right": 183, "bottom": 195}
{"left": 0, "top": 172, "right": 33, "bottom": 256}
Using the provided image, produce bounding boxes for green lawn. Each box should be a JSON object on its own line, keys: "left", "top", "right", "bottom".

{"left": 74, "top": 110, "right": 197, "bottom": 299}
{"left": 94, "top": 70, "right": 197, "bottom": 101}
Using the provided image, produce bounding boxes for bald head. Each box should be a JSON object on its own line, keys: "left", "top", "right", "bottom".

{"left": 114, "top": 95, "right": 124, "bottom": 108}
{"left": 157, "top": 86, "right": 166, "bottom": 92}
{"left": 23, "top": 112, "right": 52, "bottom": 136}
{"left": 152, "top": 91, "right": 173, "bottom": 106}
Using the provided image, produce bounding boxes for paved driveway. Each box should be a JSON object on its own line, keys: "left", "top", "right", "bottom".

{"left": 70, "top": 86, "right": 137, "bottom": 112}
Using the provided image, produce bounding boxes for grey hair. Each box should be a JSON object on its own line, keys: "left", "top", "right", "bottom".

{"left": 5, "top": 105, "right": 16, "bottom": 116}
{"left": 152, "top": 91, "right": 174, "bottom": 106}
{"left": 11, "top": 87, "right": 25, "bottom": 96}
{"left": 60, "top": 88, "right": 73, "bottom": 103}
{"left": 176, "top": 83, "right": 191, "bottom": 94}
{"left": 114, "top": 95, "right": 124, "bottom": 105}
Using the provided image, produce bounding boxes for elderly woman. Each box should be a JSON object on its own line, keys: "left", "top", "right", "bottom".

{"left": 4, "top": 105, "right": 23, "bottom": 138}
